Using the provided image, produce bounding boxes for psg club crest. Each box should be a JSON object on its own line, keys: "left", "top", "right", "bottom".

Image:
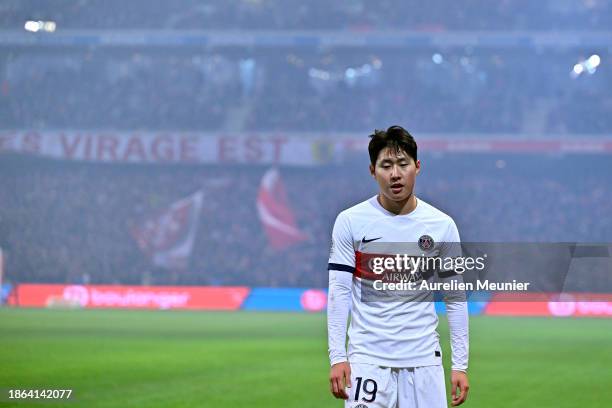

{"left": 418, "top": 234, "right": 434, "bottom": 251}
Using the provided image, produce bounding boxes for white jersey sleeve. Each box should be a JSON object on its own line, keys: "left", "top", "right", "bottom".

{"left": 328, "top": 211, "right": 356, "bottom": 272}
{"left": 440, "top": 220, "right": 469, "bottom": 372}
{"left": 327, "top": 212, "right": 355, "bottom": 366}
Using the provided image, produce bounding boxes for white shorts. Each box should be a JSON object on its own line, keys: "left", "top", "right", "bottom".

{"left": 344, "top": 363, "right": 447, "bottom": 408}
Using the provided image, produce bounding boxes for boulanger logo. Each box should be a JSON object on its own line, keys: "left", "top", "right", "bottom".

{"left": 418, "top": 235, "right": 434, "bottom": 251}
{"left": 62, "top": 285, "right": 89, "bottom": 307}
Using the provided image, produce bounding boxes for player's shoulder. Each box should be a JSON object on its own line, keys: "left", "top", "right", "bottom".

{"left": 332, "top": 197, "right": 380, "bottom": 235}
{"left": 416, "top": 198, "right": 457, "bottom": 227}
{"left": 336, "top": 196, "right": 379, "bottom": 221}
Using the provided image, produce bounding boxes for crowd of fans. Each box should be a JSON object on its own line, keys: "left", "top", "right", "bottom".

{"left": 1, "top": 52, "right": 231, "bottom": 130}
{"left": 244, "top": 51, "right": 532, "bottom": 133}
{"left": 1, "top": 1, "right": 609, "bottom": 296}
{"left": 2, "top": 49, "right": 610, "bottom": 134}
{"left": 1, "top": 0, "right": 610, "bottom": 31}
{"left": 1, "top": 153, "right": 611, "bottom": 288}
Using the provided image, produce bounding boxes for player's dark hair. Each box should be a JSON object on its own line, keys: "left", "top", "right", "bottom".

{"left": 368, "top": 125, "right": 417, "bottom": 166}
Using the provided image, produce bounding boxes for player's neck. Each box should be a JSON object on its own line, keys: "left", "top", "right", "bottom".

{"left": 377, "top": 193, "right": 418, "bottom": 215}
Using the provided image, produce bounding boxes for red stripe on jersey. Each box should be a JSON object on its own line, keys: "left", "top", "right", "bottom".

{"left": 355, "top": 250, "right": 388, "bottom": 281}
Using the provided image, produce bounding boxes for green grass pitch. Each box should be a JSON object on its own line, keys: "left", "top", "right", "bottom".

{"left": 0, "top": 308, "right": 611, "bottom": 407}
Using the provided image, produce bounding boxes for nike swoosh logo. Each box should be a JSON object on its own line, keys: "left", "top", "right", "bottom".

{"left": 361, "top": 236, "right": 382, "bottom": 243}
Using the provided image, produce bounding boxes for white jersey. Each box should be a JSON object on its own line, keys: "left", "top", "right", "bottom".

{"left": 327, "top": 195, "right": 469, "bottom": 370}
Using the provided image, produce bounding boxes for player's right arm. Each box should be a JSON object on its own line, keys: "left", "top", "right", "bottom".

{"left": 327, "top": 212, "right": 355, "bottom": 399}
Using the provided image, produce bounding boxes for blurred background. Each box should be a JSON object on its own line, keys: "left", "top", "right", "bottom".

{"left": 0, "top": 2, "right": 611, "bottom": 406}
{"left": 1, "top": 0, "right": 611, "bottom": 290}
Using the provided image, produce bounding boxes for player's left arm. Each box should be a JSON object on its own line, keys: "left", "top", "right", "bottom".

{"left": 439, "top": 219, "right": 470, "bottom": 406}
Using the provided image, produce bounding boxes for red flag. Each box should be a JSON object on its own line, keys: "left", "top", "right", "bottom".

{"left": 131, "top": 191, "right": 204, "bottom": 269}
{"left": 257, "top": 168, "right": 307, "bottom": 250}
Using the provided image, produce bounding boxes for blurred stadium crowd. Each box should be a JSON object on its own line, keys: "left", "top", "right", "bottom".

{"left": 1, "top": 0, "right": 611, "bottom": 291}
{"left": 2, "top": 0, "right": 611, "bottom": 30}
{"left": 1, "top": 0, "right": 611, "bottom": 134}
{"left": 2, "top": 49, "right": 610, "bottom": 134}
{"left": 1, "top": 154, "right": 610, "bottom": 288}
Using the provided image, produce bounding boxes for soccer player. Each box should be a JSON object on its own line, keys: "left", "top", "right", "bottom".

{"left": 327, "top": 126, "right": 469, "bottom": 407}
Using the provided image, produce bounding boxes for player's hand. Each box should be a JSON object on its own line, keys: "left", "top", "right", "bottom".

{"left": 329, "top": 361, "right": 351, "bottom": 399}
{"left": 450, "top": 370, "right": 469, "bottom": 406}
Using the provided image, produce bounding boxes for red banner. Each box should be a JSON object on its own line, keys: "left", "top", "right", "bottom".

{"left": 484, "top": 293, "right": 612, "bottom": 317}
{"left": 343, "top": 138, "right": 612, "bottom": 154}
{"left": 0, "top": 131, "right": 320, "bottom": 165}
{"left": 10, "top": 284, "right": 250, "bottom": 310}
{"left": 2, "top": 131, "right": 612, "bottom": 166}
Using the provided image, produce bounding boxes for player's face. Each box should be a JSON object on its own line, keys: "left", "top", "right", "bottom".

{"left": 370, "top": 147, "right": 420, "bottom": 202}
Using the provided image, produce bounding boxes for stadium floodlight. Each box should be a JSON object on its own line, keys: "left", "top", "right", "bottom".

{"left": 588, "top": 54, "right": 601, "bottom": 68}
{"left": 43, "top": 21, "right": 56, "bottom": 32}
{"left": 585, "top": 54, "right": 600, "bottom": 74}
{"left": 432, "top": 53, "right": 444, "bottom": 64}
{"left": 572, "top": 63, "right": 584, "bottom": 76}
{"left": 24, "top": 20, "right": 56, "bottom": 33}
{"left": 24, "top": 21, "right": 40, "bottom": 32}
{"left": 571, "top": 54, "right": 601, "bottom": 78}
